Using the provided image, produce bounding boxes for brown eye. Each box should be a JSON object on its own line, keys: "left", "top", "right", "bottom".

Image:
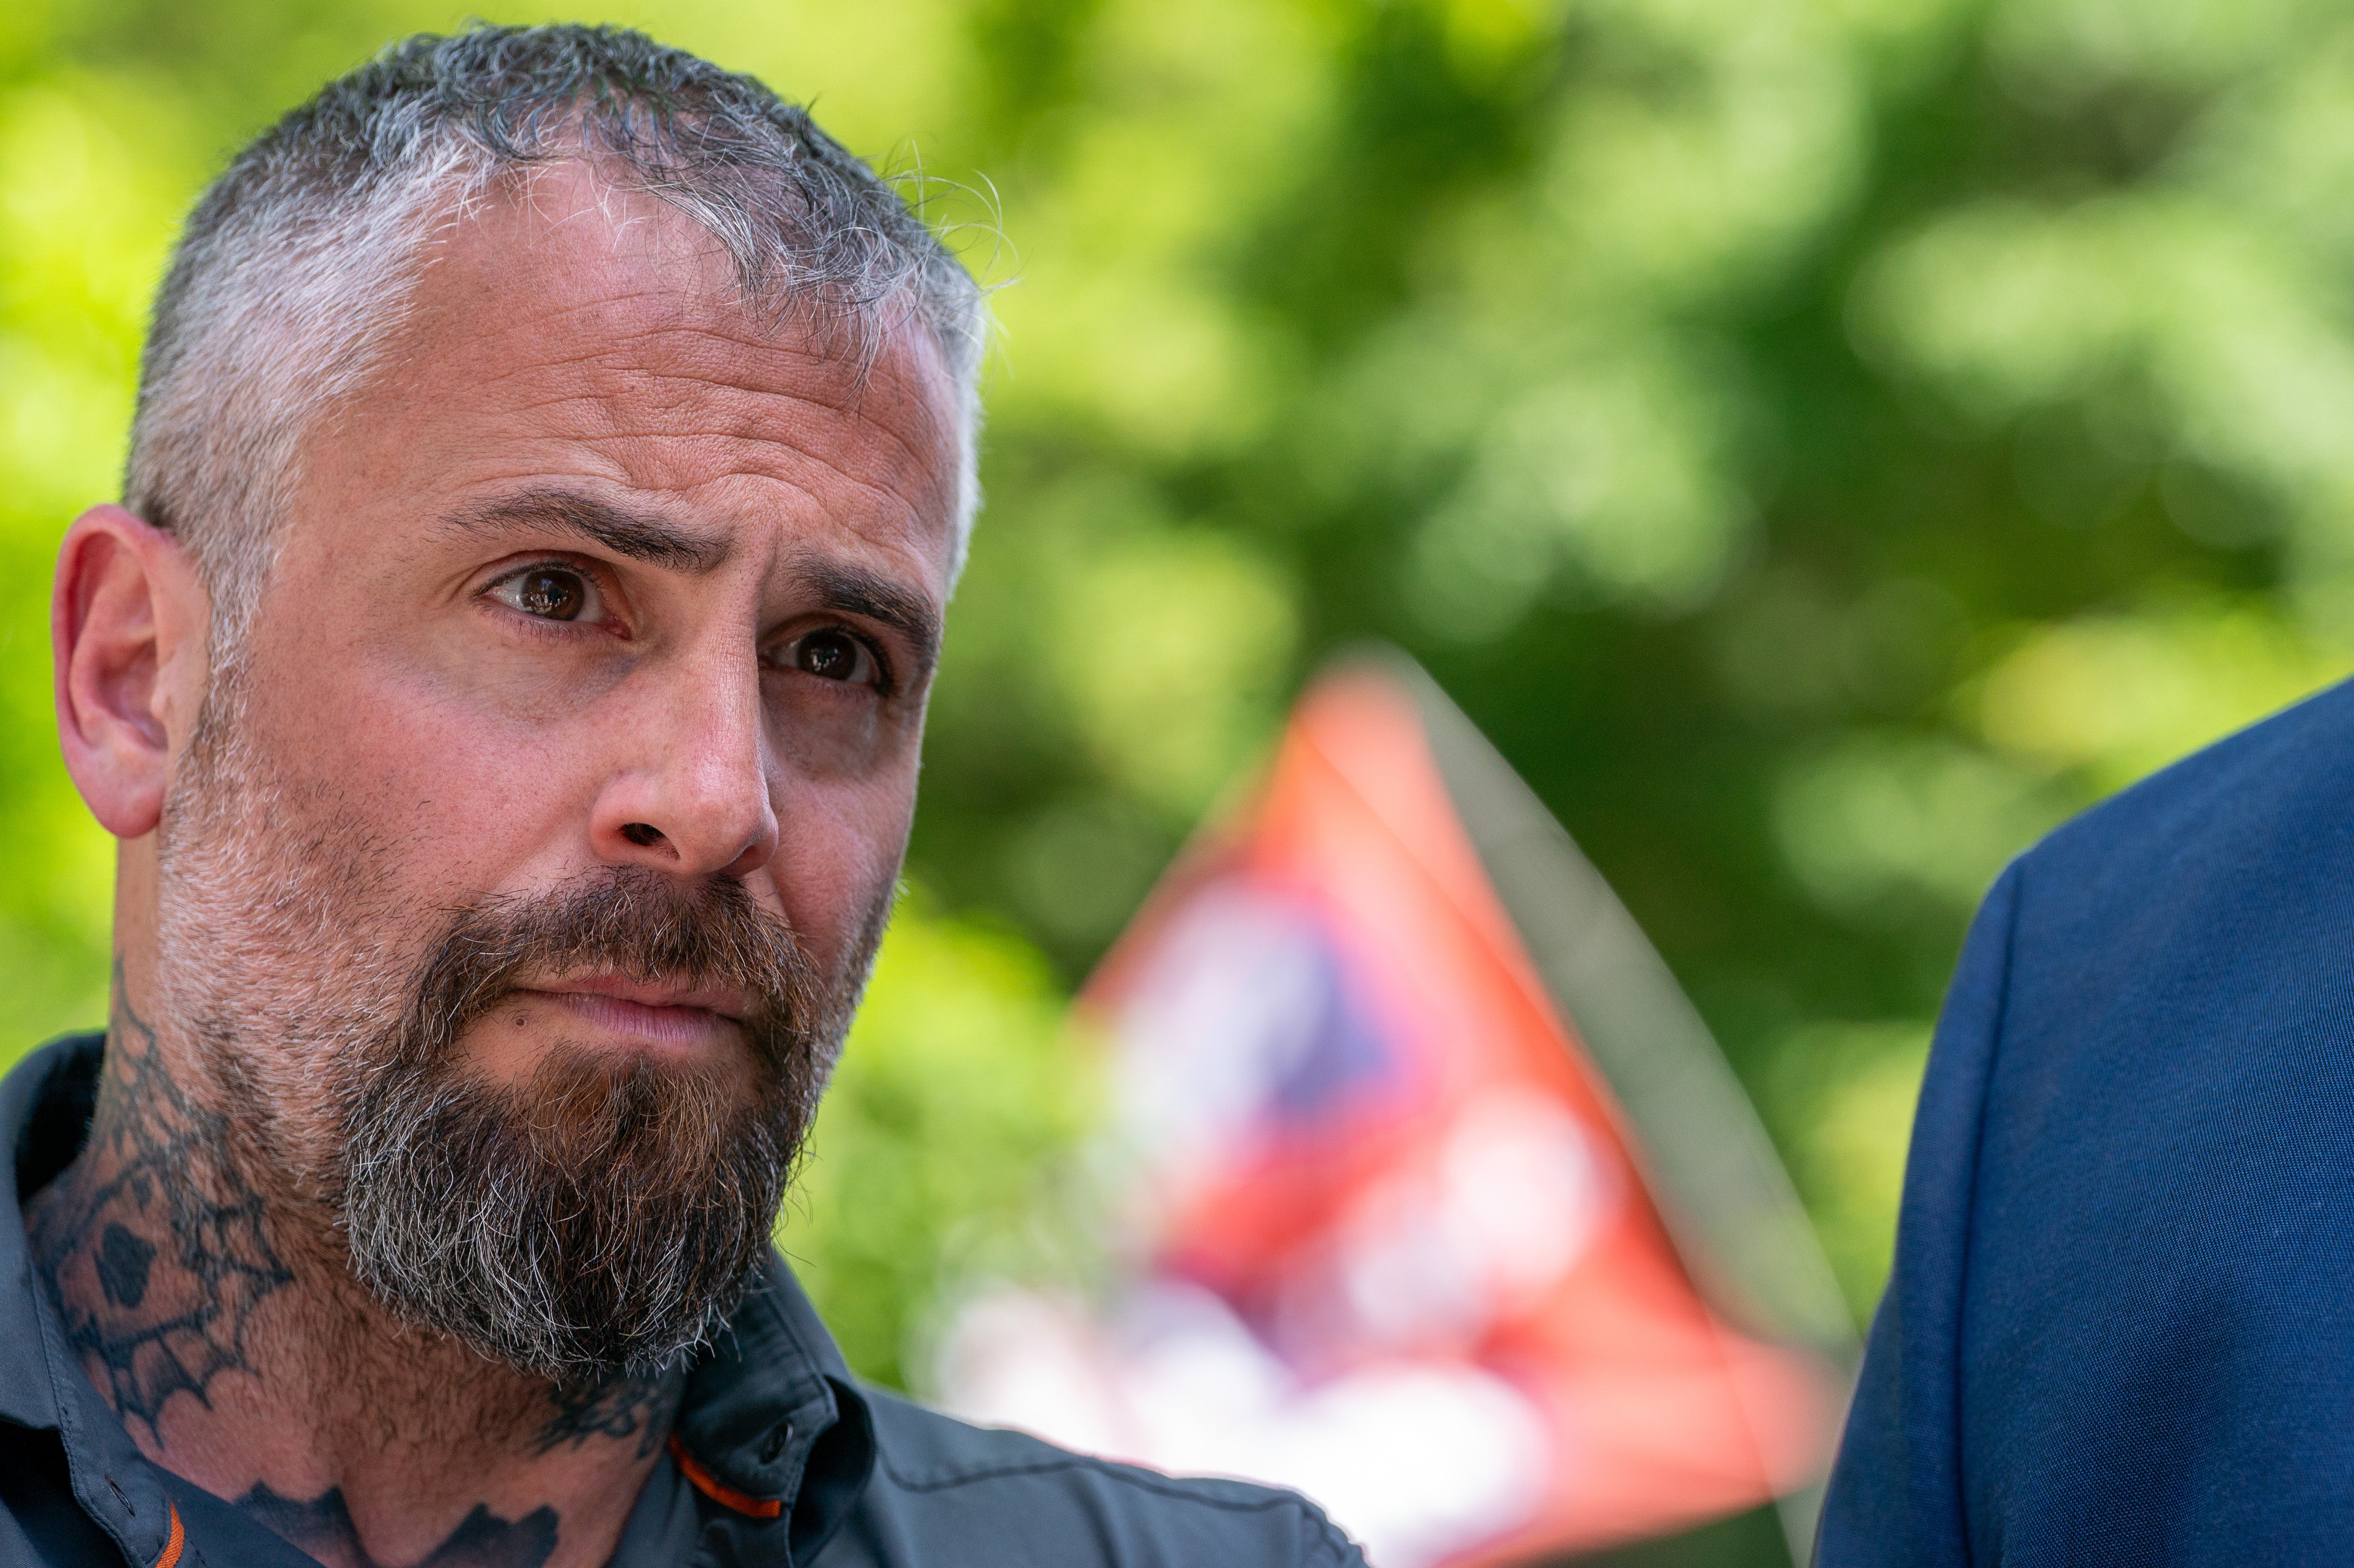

{"left": 517, "top": 569, "right": 584, "bottom": 619}
{"left": 792, "top": 629, "right": 877, "bottom": 685}
{"left": 489, "top": 565, "right": 600, "bottom": 623}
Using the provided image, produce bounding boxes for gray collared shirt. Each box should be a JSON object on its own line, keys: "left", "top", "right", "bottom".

{"left": 0, "top": 1036, "right": 1365, "bottom": 1568}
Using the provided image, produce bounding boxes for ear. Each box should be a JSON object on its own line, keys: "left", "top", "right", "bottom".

{"left": 54, "top": 506, "right": 211, "bottom": 839}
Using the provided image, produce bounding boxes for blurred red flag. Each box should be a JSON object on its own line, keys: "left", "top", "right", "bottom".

{"left": 941, "top": 660, "right": 1847, "bottom": 1566}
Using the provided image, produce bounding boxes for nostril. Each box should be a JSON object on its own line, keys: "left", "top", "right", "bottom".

{"left": 620, "top": 822, "right": 665, "bottom": 848}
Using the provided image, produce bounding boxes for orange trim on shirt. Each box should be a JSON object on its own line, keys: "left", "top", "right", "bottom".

{"left": 667, "top": 1433, "right": 784, "bottom": 1519}
{"left": 151, "top": 1503, "right": 184, "bottom": 1568}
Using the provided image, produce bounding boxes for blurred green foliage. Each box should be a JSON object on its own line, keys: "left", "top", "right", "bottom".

{"left": 784, "top": 897, "right": 1094, "bottom": 1391}
{"left": 3, "top": 0, "right": 2353, "bottom": 1425}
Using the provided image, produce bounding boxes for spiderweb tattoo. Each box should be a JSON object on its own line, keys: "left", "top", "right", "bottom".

{"left": 31, "top": 962, "right": 294, "bottom": 1442}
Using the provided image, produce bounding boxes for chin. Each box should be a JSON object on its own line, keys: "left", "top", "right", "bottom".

{"left": 338, "top": 1020, "right": 808, "bottom": 1378}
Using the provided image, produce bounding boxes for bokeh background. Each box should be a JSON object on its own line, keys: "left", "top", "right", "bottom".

{"left": 4, "top": 0, "right": 2349, "bottom": 1554}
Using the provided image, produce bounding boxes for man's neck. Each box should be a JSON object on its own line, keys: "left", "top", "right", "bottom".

{"left": 22, "top": 972, "right": 680, "bottom": 1568}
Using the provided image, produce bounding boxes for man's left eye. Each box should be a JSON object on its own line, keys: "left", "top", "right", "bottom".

{"left": 488, "top": 565, "right": 602, "bottom": 622}
{"left": 790, "top": 629, "right": 879, "bottom": 686}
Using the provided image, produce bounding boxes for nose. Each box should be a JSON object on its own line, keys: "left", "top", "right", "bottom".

{"left": 590, "top": 647, "right": 779, "bottom": 881}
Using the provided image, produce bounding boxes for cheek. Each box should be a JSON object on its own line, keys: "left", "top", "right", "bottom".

{"left": 769, "top": 767, "right": 916, "bottom": 972}
{"left": 246, "top": 646, "right": 581, "bottom": 894}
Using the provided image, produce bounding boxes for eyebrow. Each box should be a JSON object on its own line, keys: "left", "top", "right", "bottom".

{"left": 808, "top": 556, "right": 943, "bottom": 685}
{"left": 440, "top": 489, "right": 733, "bottom": 574}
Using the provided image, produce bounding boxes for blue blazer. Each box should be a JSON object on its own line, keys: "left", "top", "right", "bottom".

{"left": 1818, "top": 677, "right": 2354, "bottom": 1564}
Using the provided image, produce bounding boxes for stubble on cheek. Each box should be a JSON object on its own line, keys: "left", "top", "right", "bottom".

{"left": 148, "top": 673, "right": 448, "bottom": 1206}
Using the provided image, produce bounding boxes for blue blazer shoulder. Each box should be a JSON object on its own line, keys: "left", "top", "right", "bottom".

{"left": 1819, "top": 674, "right": 2354, "bottom": 1567}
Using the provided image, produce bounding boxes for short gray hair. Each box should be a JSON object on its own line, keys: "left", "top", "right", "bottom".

{"left": 126, "top": 23, "right": 987, "bottom": 647}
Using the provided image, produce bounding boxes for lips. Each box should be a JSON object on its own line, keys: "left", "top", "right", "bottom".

{"left": 529, "top": 974, "right": 752, "bottom": 1018}
{"left": 519, "top": 975, "right": 752, "bottom": 1052}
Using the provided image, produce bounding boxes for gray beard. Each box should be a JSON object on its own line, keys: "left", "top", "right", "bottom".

{"left": 151, "top": 678, "right": 878, "bottom": 1383}
{"left": 334, "top": 868, "right": 845, "bottom": 1380}
{"left": 340, "top": 1046, "right": 788, "bottom": 1381}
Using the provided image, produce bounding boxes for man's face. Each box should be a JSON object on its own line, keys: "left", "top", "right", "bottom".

{"left": 147, "top": 163, "right": 961, "bottom": 1373}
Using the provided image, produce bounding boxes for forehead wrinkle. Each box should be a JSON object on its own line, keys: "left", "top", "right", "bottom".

{"left": 475, "top": 278, "right": 834, "bottom": 360}
{"left": 453, "top": 283, "right": 936, "bottom": 423}
{"left": 469, "top": 316, "right": 780, "bottom": 381}
{"left": 529, "top": 410, "right": 854, "bottom": 505}
{"left": 468, "top": 338, "right": 883, "bottom": 438}
{"left": 466, "top": 380, "right": 876, "bottom": 470}
{"left": 566, "top": 307, "right": 930, "bottom": 406}
{"left": 446, "top": 285, "right": 695, "bottom": 365}
{"left": 513, "top": 375, "right": 949, "bottom": 519}
{"left": 579, "top": 366, "right": 867, "bottom": 416}
{"left": 593, "top": 431, "right": 946, "bottom": 564}
{"left": 609, "top": 353, "right": 960, "bottom": 520}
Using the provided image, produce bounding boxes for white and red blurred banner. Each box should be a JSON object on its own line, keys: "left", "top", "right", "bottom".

{"left": 940, "top": 660, "right": 1850, "bottom": 1567}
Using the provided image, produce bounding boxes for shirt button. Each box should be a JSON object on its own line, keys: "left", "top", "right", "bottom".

{"left": 760, "top": 1422, "right": 792, "bottom": 1464}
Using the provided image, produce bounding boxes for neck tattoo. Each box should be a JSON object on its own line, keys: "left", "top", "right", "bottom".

{"left": 29, "top": 962, "right": 294, "bottom": 1445}
{"left": 25, "top": 964, "right": 695, "bottom": 1568}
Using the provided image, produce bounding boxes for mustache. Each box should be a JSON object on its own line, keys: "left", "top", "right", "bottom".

{"left": 389, "top": 866, "right": 827, "bottom": 1073}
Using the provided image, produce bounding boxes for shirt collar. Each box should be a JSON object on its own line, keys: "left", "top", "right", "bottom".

{"left": 0, "top": 1031, "right": 100, "bottom": 1433}
{"left": 1, "top": 1031, "right": 876, "bottom": 1561}
{"left": 1, "top": 1033, "right": 179, "bottom": 1568}
{"left": 673, "top": 1252, "right": 877, "bottom": 1559}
